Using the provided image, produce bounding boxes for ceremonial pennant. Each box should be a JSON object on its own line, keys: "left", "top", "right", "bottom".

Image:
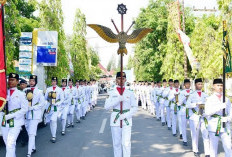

{"left": 222, "top": 21, "right": 232, "bottom": 73}
{"left": 0, "top": 4, "right": 7, "bottom": 111}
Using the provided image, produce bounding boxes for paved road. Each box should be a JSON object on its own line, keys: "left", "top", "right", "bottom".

{"left": 0, "top": 94, "right": 227, "bottom": 157}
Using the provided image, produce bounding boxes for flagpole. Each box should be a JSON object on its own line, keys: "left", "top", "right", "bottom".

{"left": 222, "top": 21, "right": 226, "bottom": 128}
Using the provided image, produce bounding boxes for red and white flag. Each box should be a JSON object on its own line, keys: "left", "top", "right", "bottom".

{"left": 0, "top": 4, "right": 7, "bottom": 111}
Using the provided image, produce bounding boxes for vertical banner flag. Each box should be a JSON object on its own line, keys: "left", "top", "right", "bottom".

{"left": 222, "top": 21, "right": 232, "bottom": 73}
{"left": 0, "top": 4, "right": 7, "bottom": 111}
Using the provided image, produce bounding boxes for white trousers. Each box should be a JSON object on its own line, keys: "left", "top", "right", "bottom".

{"left": 75, "top": 105, "right": 81, "bottom": 120}
{"left": 160, "top": 104, "right": 166, "bottom": 123}
{"left": 67, "top": 105, "right": 75, "bottom": 124}
{"left": 209, "top": 131, "right": 232, "bottom": 157}
{"left": 25, "top": 120, "right": 39, "bottom": 155}
{"left": 181, "top": 115, "right": 188, "bottom": 142}
{"left": 80, "top": 104, "right": 86, "bottom": 117}
{"left": 1, "top": 125, "right": 21, "bottom": 157}
{"left": 155, "top": 102, "right": 160, "bottom": 119}
{"left": 171, "top": 110, "right": 177, "bottom": 134}
{"left": 111, "top": 126, "right": 131, "bottom": 157}
{"left": 177, "top": 112, "right": 182, "bottom": 135}
{"left": 166, "top": 107, "right": 171, "bottom": 127}
{"left": 189, "top": 119, "right": 210, "bottom": 155}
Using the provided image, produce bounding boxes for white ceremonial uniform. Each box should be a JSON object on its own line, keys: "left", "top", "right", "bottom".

{"left": 168, "top": 88, "right": 181, "bottom": 135}
{"left": 145, "top": 85, "right": 151, "bottom": 113}
{"left": 78, "top": 85, "right": 86, "bottom": 117}
{"left": 65, "top": 86, "right": 76, "bottom": 125}
{"left": 158, "top": 86, "right": 166, "bottom": 123}
{"left": 186, "top": 90, "right": 210, "bottom": 155}
{"left": 25, "top": 86, "right": 45, "bottom": 155}
{"left": 150, "top": 86, "right": 156, "bottom": 115}
{"left": 141, "top": 85, "right": 146, "bottom": 110}
{"left": 45, "top": 86, "right": 64, "bottom": 138}
{"left": 59, "top": 86, "right": 70, "bottom": 129}
{"left": 205, "top": 93, "right": 232, "bottom": 157}
{"left": 74, "top": 85, "right": 81, "bottom": 121}
{"left": 105, "top": 87, "right": 138, "bottom": 157}
{"left": 162, "top": 87, "right": 173, "bottom": 128}
{"left": 1, "top": 88, "right": 28, "bottom": 157}
{"left": 178, "top": 89, "right": 192, "bottom": 143}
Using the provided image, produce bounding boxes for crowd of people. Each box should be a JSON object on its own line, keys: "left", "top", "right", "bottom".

{"left": 0, "top": 73, "right": 98, "bottom": 157}
{"left": 129, "top": 78, "right": 232, "bottom": 157}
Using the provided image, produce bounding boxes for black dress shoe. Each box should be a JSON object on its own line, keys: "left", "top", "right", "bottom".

{"left": 67, "top": 124, "right": 71, "bottom": 128}
{"left": 179, "top": 134, "right": 183, "bottom": 139}
{"left": 162, "top": 122, "right": 165, "bottom": 126}
{"left": 183, "top": 142, "right": 188, "bottom": 146}
{"left": 32, "top": 149, "right": 36, "bottom": 154}
{"left": 173, "top": 134, "right": 177, "bottom": 137}
{"left": 205, "top": 155, "right": 210, "bottom": 157}
{"left": 168, "top": 127, "right": 171, "bottom": 130}
{"left": 76, "top": 120, "right": 81, "bottom": 123}
{"left": 194, "top": 152, "right": 200, "bottom": 157}
{"left": 71, "top": 123, "right": 74, "bottom": 127}
{"left": 61, "top": 131, "right": 65, "bottom": 136}
{"left": 50, "top": 137, "right": 56, "bottom": 143}
{"left": 82, "top": 116, "right": 85, "bottom": 120}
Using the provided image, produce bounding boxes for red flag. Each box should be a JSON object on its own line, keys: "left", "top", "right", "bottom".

{"left": 0, "top": 4, "right": 7, "bottom": 111}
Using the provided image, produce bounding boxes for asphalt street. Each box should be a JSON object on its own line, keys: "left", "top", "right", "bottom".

{"left": 0, "top": 94, "right": 227, "bottom": 157}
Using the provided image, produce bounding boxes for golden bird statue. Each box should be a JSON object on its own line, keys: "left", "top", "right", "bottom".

{"left": 88, "top": 24, "right": 152, "bottom": 55}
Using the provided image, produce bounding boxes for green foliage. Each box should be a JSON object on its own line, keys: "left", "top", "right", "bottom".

{"left": 133, "top": 0, "right": 172, "bottom": 81}
{"left": 4, "top": 0, "right": 39, "bottom": 74}
{"left": 191, "top": 15, "right": 222, "bottom": 80}
{"left": 39, "top": 0, "right": 69, "bottom": 86}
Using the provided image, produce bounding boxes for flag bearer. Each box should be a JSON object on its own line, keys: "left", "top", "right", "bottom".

{"left": 105, "top": 72, "right": 138, "bottom": 157}
{"left": 205, "top": 79, "right": 232, "bottom": 157}
{"left": 1, "top": 73, "right": 28, "bottom": 157}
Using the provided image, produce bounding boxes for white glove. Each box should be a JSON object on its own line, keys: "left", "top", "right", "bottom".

{"left": 119, "top": 114, "right": 126, "bottom": 120}
{"left": 221, "top": 117, "right": 229, "bottom": 122}
{"left": 220, "top": 103, "right": 227, "bottom": 110}
{"left": 5, "top": 114, "right": 14, "bottom": 121}
{"left": 29, "top": 106, "right": 33, "bottom": 111}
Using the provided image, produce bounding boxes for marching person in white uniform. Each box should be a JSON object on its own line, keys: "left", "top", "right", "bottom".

{"left": 25, "top": 75, "right": 45, "bottom": 157}
{"left": 186, "top": 78, "right": 210, "bottom": 157}
{"left": 168, "top": 80, "right": 181, "bottom": 137}
{"left": 105, "top": 72, "right": 138, "bottom": 157}
{"left": 162, "top": 79, "right": 174, "bottom": 130}
{"left": 1, "top": 73, "right": 28, "bottom": 157}
{"left": 205, "top": 78, "right": 232, "bottom": 157}
{"left": 178, "top": 79, "right": 192, "bottom": 146}
{"left": 45, "top": 77, "right": 64, "bottom": 143}
{"left": 66, "top": 79, "right": 76, "bottom": 128}
{"left": 59, "top": 79, "right": 71, "bottom": 133}
{"left": 159, "top": 79, "right": 167, "bottom": 125}
{"left": 154, "top": 81, "right": 162, "bottom": 121}
{"left": 74, "top": 80, "right": 81, "bottom": 123}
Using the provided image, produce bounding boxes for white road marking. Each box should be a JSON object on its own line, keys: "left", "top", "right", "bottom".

{"left": 99, "top": 118, "right": 107, "bottom": 134}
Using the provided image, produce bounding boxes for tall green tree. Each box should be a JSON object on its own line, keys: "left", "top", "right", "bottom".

{"left": 39, "top": 0, "right": 69, "bottom": 85}
{"left": 133, "top": 0, "right": 171, "bottom": 81}
{"left": 70, "top": 9, "right": 89, "bottom": 80}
